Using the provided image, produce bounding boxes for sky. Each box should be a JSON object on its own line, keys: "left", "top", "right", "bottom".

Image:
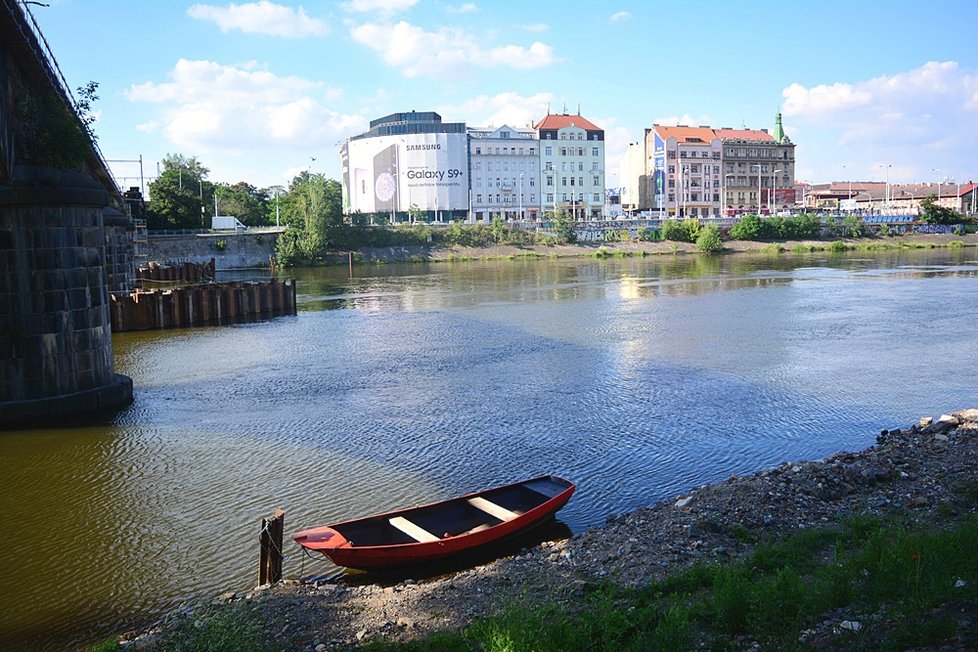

{"left": 27, "top": 0, "right": 978, "bottom": 193}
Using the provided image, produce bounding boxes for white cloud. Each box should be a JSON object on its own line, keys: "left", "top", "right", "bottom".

{"left": 187, "top": 1, "right": 328, "bottom": 38}
{"left": 782, "top": 61, "right": 978, "bottom": 182}
{"left": 446, "top": 3, "right": 477, "bottom": 13}
{"left": 442, "top": 91, "right": 555, "bottom": 128}
{"left": 342, "top": 0, "right": 417, "bottom": 12}
{"left": 652, "top": 113, "right": 714, "bottom": 127}
{"left": 349, "top": 20, "right": 558, "bottom": 78}
{"left": 127, "top": 59, "right": 366, "bottom": 168}
{"left": 609, "top": 11, "right": 631, "bottom": 23}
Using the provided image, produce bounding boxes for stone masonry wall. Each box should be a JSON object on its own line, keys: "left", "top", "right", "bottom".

{"left": 147, "top": 230, "right": 281, "bottom": 270}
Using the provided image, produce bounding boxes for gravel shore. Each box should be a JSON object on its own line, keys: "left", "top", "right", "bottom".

{"left": 125, "top": 408, "right": 978, "bottom": 650}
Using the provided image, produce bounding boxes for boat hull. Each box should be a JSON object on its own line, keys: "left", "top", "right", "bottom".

{"left": 293, "top": 475, "right": 574, "bottom": 570}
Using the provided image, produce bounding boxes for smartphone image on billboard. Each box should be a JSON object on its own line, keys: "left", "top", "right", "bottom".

{"left": 373, "top": 144, "right": 399, "bottom": 213}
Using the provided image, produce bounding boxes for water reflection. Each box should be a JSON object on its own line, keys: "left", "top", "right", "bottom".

{"left": 2, "top": 248, "right": 978, "bottom": 650}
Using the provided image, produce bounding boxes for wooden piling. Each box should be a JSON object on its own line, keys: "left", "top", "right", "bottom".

{"left": 348, "top": 251, "right": 354, "bottom": 277}
{"left": 259, "top": 508, "right": 285, "bottom": 586}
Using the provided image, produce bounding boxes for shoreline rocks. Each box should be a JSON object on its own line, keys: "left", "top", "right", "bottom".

{"left": 124, "top": 408, "right": 978, "bottom": 650}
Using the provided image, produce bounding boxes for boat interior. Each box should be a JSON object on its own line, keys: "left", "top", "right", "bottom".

{"left": 333, "top": 477, "right": 570, "bottom": 548}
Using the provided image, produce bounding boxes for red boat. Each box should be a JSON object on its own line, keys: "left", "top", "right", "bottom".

{"left": 293, "top": 475, "right": 575, "bottom": 570}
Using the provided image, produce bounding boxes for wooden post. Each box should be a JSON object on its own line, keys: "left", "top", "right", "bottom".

{"left": 348, "top": 251, "right": 354, "bottom": 277}
{"left": 259, "top": 508, "right": 285, "bottom": 585}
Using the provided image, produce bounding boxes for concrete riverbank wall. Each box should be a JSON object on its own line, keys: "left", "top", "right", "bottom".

{"left": 147, "top": 230, "right": 281, "bottom": 270}
{"left": 109, "top": 279, "right": 296, "bottom": 332}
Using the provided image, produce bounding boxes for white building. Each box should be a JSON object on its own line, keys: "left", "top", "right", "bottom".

{"left": 467, "top": 125, "right": 539, "bottom": 222}
{"left": 341, "top": 111, "right": 469, "bottom": 222}
{"left": 619, "top": 138, "right": 648, "bottom": 214}
{"left": 536, "top": 113, "right": 605, "bottom": 220}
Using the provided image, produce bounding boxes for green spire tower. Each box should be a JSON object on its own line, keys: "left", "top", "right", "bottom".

{"left": 773, "top": 110, "right": 785, "bottom": 144}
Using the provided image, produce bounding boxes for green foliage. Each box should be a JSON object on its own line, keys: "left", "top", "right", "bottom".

{"left": 274, "top": 172, "right": 343, "bottom": 266}
{"left": 14, "top": 85, "right": 93, "bottom": 169}
{"left": 829, "top": 240, "right": 848, "bottom": 252}
{"left": 920, "top": 196, "right": 968, "bottom": 225}
{"left": 146, "top": 154, "right": 212, "bottom": 230}
{"left": 214, "top": 182, "right": 270, "bottom": 227}
{"left": 728, "top": 213, "right": 763, "bottom": 240}
{"left": 636, "top": 226, "right": 661, "bottom": 241}
{"left": 661, "top": 218, "right": 700, "bottom": 243}
{"left": 213, "top": 239, "right": 227, "bottom": 251}
{"left": 361, "top": 517, "right": 978, "bottom": 651}
{"left": 843, "top": 215, "right": 864, "bottom": 238}
{"left": 695, "top": 224, "right": 723, "bottom": 253}
{"left": 86, "top": 636, "right": 120, "bottom": 652}
{"left": 155, "top": 604, "right": 273, "bottom": 652}
{"left": 551, "top": 209, "right": 578, "bottom": 243}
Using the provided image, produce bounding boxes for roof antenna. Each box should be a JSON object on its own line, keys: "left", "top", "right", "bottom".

{"left": 577, "top": 103, "right": 581, "bottom": 115}
{"left": 562, "top": 101, "right": 567, "bottom": 114}
{"left": 546, "top": 101, "right": 550, "bottom": 115}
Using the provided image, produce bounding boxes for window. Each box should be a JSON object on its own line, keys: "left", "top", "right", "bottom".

{"left": 529, "top": 178, "right": 535, "bottom": 187}
{"left": 474, "top": 161, "right": 481, "bottom": 170}
{"left": 501, "top": 131, "right": 510, "bottom": 139}
{"left": 668, "top": 165, "right": 675, "bottom": 174}
{"left": 560, "top": 148, "right": 567, "bottom": 156}
{"left": 714, "top": 166, "right": 720, "bottom": 174}
{"left": 668, "top": 193, "right": 675, "bottom": 201}
{"left": 476, "top": 194, "right": 482, "bottom": 203}
{"left": 562, "top": 177, "right": 567, "bottom": 185}
{"left": 475, "top": 147, "right": 481, "bottom": 154}
{"left": 592, "top": 147, "right": 599, "bottom": 156}
{"left": 545, "top": 162, "right": 553, "bottom": 170}
{"left": 592, "top": 162, "right": 599, "bottom": 171}
{"left": 547, "top": 177, "right": 553, "bottom": 186}
{"left": 578, "top": 177, "right": 583, "bottom": 186}
{"left": 593, "top": 193, "right": 601, "bottom": 201}
{"left": 578, "top": 162, "right": 583, "bottom": 171}
{"left": 529, "top": 147, "right": 536, "bottom": 154}
{"left": 577, "top": 147, "right": 583, "bottom": 156}
{"left": 593, "top": 176, "right": 600, "bottom": 185}
{"left": 545, "top": 147, "right": 552, "bottom": 156}
{"left": 668, "top": 180, "right": 676, "bottom": 188}
{"left": 546, "top": 193, "right": 553, "bottom": 202}
{"left": 570, "top": 178, "right": 575, "bottom": 186}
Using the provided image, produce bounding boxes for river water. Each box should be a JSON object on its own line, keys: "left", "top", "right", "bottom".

{"left": 2, "top": 248, "right": 978, "bottom": 650}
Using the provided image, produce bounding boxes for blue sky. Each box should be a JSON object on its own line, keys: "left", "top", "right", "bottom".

{"left": 29, "top": 0, "right": 978, "bottom": 193}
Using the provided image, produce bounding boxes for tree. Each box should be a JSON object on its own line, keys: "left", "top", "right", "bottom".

{"left": 146, "top": 154, "right": 212, "bottom": 230}
{"left": 728, "top": 214, "right": 763, "bottom": 240}
{"left": 274, "top": 172, "right": 343, "bottom": 265}
{"left": 215, "top": 182, "right": 270, "bottom": 226}
{"left": 695, "top": 224, "right": 723, "bottom": 253}
{"left": 920, "top": 196, "right": 966, "bottom": 225}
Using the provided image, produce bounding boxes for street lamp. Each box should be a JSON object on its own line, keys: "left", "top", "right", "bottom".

{"left": 842, "top": 164, "right": 852, "bottom": 213}
{"left": 723, "top": 173, "right": 735, "bottom": 217}
{"left": 771, "top": 169, "right": 783, "bottom": 213}
{"left": 519, "top": 173, "right": 524, "bottom": 221}
{"left": 880, "top": 164, "right": 891, "bottom": 213}
{"left": 751, "top": 164, "right": 763, "bottom": 215}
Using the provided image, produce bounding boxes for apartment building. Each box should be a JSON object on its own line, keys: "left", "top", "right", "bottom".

{"left": 644, "top": 113, "right": 796, "bottom": 217}
{"left": 536, "top": 112, "right": 605, "bottom": 220}
{"left": 467, "top": 125, "right": 539, "bottom": 222}
{"left": 718, "top": 113, "right": 795, "bottom": 216}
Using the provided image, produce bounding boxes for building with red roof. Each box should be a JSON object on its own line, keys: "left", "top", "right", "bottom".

{"left": 536, "top": 110, "right": 605, "bottom": 219}
{"left": 625, "top": 112, "right": 796, "bottom": 217}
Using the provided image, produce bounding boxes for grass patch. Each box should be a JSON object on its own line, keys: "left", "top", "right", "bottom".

{"left": 757, "top": 243, "right": 784, "bottom": 254}
{"left": 949, "top": 240, "right": 966, "bottom": 248}
{"left": 364, "top": 516, "right": 978, "bottom": 651}
{"left": 828, "top": 240, "right": 849, "bottom": 252}
{"left": 155, "top": 603, "right": 277, "bottom": 652}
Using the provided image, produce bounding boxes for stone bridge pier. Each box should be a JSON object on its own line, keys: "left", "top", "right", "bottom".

{"left": 1, "top": 0, "right": 132, "bottom": 427}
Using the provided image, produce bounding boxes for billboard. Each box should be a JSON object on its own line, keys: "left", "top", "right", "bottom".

{"left": 652, "top": 133, "right": 666, "bottom": 211}
{"left": 345, "top": 133, "right": 468, "bottom": 214}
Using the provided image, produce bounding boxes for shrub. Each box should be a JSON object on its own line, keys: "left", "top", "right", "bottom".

{"left": 695, "top": 225, "right": 723, "bottom": 253}
{"left": 662, "top": 218, "right": 700, "bottom": 243}
{"left": 728, "top": 214, "right": 763, "bottom": 240}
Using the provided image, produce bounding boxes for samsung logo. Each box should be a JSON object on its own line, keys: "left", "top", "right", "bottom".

{"left": 405, "top": 144, "right": 441, "bottom": 151}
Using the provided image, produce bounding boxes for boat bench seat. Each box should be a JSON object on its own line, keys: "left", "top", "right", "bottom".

{"left": 389, "top": 516, "right": 440, "bottom": 543}
{"left": 467, "top": 496, "right": 520, "bottom": 522}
